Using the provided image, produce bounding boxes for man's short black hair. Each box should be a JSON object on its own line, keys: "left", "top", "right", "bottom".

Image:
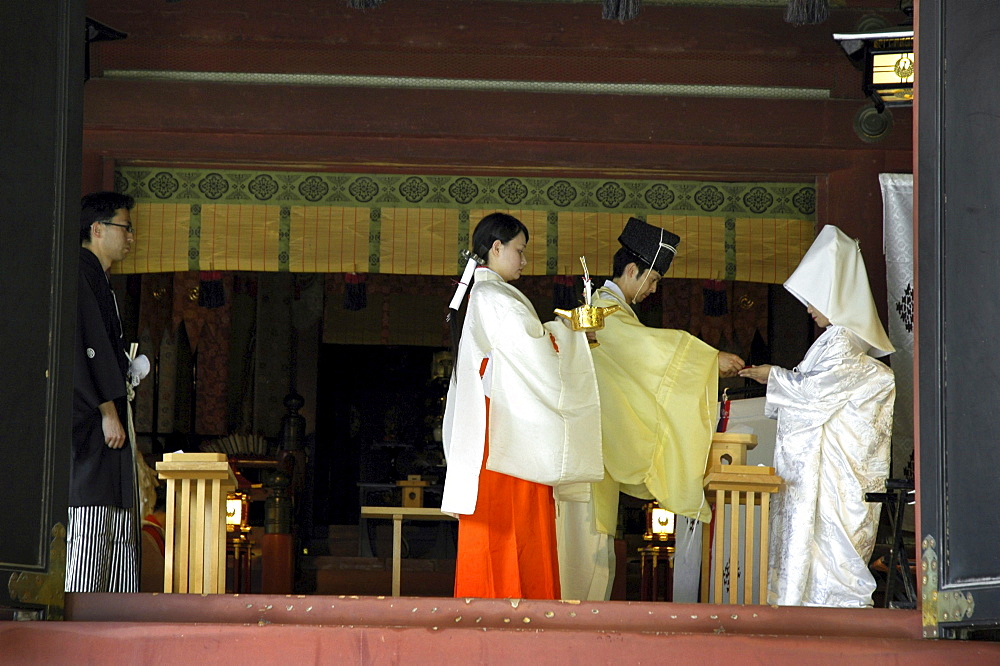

{"left": 80, "top": 191, "right": 134, "bottom": 242}
{"left": 612, "top": 246, "right": 653, "bottom": 278}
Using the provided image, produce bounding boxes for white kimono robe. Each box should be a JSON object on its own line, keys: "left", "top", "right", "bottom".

{"left": 766, "top": 325, "right": 895, "bottom": 607}
{"left": 441, "top": 268, "right": 603, "bottom": 515}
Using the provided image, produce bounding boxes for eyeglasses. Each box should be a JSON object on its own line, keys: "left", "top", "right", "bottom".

{"left": 101, "top": 221, "right": 135, "bottom": 234}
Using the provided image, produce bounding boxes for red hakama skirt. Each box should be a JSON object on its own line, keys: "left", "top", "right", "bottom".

{"left": 453, "top": 359, "right": 561, "bottom": 600}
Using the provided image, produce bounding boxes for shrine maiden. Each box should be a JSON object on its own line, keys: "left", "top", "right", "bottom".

{"left": 441, "top": 212, "right": 602, "bottom": 600}
{"left": 740, "top": 224, "right": 895, "bottom": 607}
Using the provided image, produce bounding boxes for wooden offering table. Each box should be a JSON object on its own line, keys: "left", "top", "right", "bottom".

{"left": 156, "top": 452, "right": 237, "bottom": 594}
{"left": 700, "top": 433, "right": 783, "bottom": 605}
{"left": 360, "top": 506, "right": 456, "bottom": 597}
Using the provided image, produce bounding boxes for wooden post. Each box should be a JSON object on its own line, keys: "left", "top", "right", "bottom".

{"left": 759, "top": 492, "right": 771, "bottom": 601}
{"left": 391, "top": 513, "right": 403, "bottom": 597}
{"left": 744, "top": 491, "right": 756, "bottom": 605}
{"left": 699, "top": 523, "right": 711, "bottom": 603}
{"left": 713, "top": 489, "right": 725, "bottom": 603}
{"left": 156, "top": 453, "right": 237, "bottom": 594}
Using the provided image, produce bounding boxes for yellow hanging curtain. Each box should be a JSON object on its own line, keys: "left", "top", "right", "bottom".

{"left": 114, "top": 166, "right": 816, "bottom": 283}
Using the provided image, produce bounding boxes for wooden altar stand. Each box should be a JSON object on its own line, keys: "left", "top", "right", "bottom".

{"left": 700, "top": 433, "right": 783, "bottom": 605}
{"left": 360, "top": 506, "right": 456, "bottom": 597}
{"left": 156, "top": 452, "right": 237, "bottom": 594}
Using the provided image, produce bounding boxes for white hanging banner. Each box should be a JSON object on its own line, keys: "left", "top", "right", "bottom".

{"left": 879, "top": 173, "right": 915, "bottom": 480}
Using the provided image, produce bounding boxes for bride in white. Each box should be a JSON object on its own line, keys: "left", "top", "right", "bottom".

{"left": 740, "top": 224, "right": 895, "bottom": 607}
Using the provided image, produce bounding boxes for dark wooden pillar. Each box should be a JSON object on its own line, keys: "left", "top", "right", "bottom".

{"left": 917, "top": 0, "right": 1000, "bottom": 638}
{"left": 0, "top": 0, "right": 83, "bottom": 618}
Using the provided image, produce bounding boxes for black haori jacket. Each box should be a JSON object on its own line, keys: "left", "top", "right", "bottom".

{"left": 70, "top": 248, "right": 134, "bottom": 508}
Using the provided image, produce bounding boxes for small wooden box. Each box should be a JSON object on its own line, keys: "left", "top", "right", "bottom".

{"left": 706, "top": 432, "right": 758, "bottom": 471}
{"left": 396, "top": 474, "right": 430, "bottom": 508}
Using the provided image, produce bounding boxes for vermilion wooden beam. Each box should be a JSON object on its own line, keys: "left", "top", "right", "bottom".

{"left": 85, "top": 0, "right": 899, "bottom": 102}
{"left": 83, "top": 79, "right": 911, "bottom": 151}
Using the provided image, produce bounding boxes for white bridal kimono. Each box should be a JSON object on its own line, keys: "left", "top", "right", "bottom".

{"left": 766, "top": 326, "right": 894, "bottom": 606}
{"left": 766, "top": 224, "right": 896, "bottom": 607}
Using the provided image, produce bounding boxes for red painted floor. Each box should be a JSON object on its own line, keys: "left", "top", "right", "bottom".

{"left": 1, "top": 594, "right": 997, "bottom": 665}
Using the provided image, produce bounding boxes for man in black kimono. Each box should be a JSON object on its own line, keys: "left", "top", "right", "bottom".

{"left": 66, "top": 191, "right": 139, "bottom": 593}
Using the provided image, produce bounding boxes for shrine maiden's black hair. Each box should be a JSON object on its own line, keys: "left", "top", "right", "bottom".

{"left": 447, "top": 212, "right": 531, "bottom": 379}
{"left": 471, "top": 212, "right": 530, "bottom": 260}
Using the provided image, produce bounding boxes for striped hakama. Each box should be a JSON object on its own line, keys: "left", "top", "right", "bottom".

{"left": 65, "top": 505, "right": 139, "bottom": 593}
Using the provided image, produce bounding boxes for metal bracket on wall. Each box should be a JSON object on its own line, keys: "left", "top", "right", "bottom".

{"left": 922, "top": 533, "right": 977, "bottom": 638}
{"left": 922, "top": 534, "right": 940, "bottom": 637}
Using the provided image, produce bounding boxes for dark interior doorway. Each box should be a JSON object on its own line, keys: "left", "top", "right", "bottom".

{"left": 313, "top": 344, "right": 449, "bottom": 529}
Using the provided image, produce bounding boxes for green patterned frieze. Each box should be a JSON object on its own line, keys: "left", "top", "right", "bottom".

{"left": 116, "top": 167, "right": 816, "bottom": 221}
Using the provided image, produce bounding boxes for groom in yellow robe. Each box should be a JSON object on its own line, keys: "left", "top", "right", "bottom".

{"left": 556, "top": 217, "right": 744, "bottom": 601}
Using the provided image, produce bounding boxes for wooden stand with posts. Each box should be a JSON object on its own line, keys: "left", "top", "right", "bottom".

{"left": 700, "top": 433, "right": 783, "bottom": 605}
{"left": 360, "top": 506, "right": 456, "bottom": 597}
{"left": 156, "top": 452, "right": 237, "bottom": 594}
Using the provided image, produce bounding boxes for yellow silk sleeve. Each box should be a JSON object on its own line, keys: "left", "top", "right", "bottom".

{"left": 591, "top": 294, "right": 719, "bottom": 524}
